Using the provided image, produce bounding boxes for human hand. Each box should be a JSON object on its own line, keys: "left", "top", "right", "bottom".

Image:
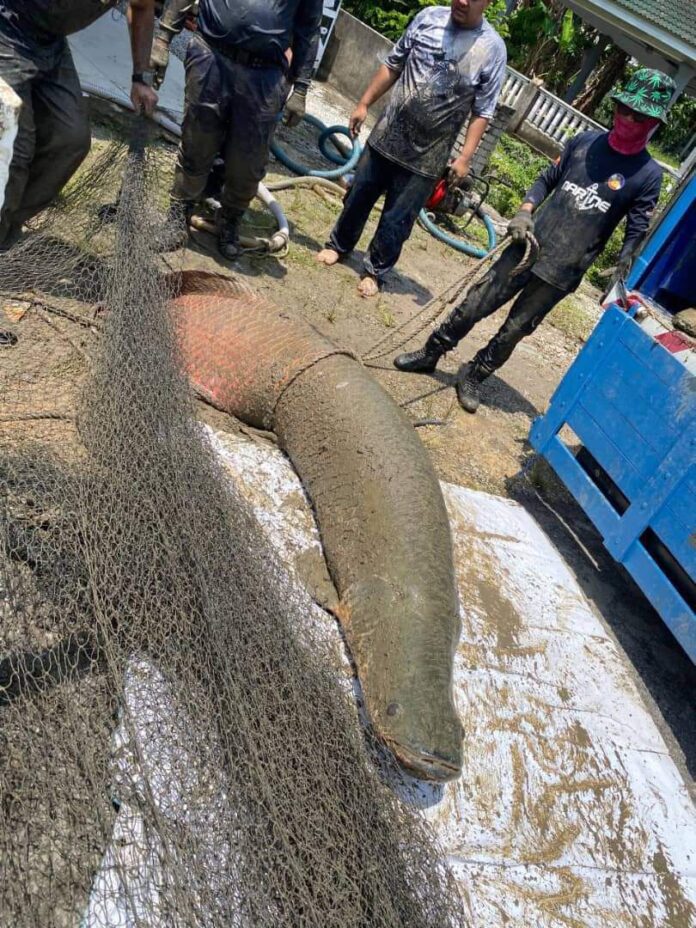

{"left": 349, "top": 102, "right": 368, "bottom": 139}
{"left": 283, "top": 87, "right": 307, "bottom": 128}
{"left": 614, "top": 251, "right": 633, "bottom": 283}
{"left": 150, "top": 34, "right": 170, "bottom": 90}
{"left": 445, "top": 156, "right": 472, "bottom": 190}
{"left": 507, "top": 207, "right": 535, "bottom": 243}
{"left": 131, "top": 81, "right": 158, "bottom": 116}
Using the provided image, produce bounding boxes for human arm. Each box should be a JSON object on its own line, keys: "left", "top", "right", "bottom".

{"left": 448, "top": 37, "right": 506, "bottom": 186}
{"left": 348, "top": 65, "right": 400, "bottom": 137}
{"left": 283, "top": 0, "right": 322, "bottom": 127}
{"left": 150, "top": 0, "right": 197, "bottom": 88}
{"left": 507, "top": 144, "right": 572, "bottom": 242}
{"left": 289, "top": 0, "right": 323, "bottom": 87}
{"left": 523, "top": 136, "right": 577, "bottom": 210}
{"left": 447, "top": 115, "right": 489, "bottom": 186}
{"left": 616, "top": 169, "right": 663, "bottom": 276}
{"left": 348, "top": 13, "right": 422, "bottom": 138}
{"left": 128, "top": 0, "right": 158, "bottom": 114}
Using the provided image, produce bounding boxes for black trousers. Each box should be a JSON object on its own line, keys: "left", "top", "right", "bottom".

{"left": 434, "top": 243, "right": 568, "bottom": 375}
{"left": 328, "top": 144, "right": 435, "bottom": 280}
{"left": 172, "top": 34, "right": 289, "bottom": 216}
{"left": 0, "top": 35, "right": 90, "bottom": 244}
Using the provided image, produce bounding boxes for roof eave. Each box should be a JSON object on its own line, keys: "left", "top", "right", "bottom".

{"left": 563, "top": 0, "right": 696, "bottom": 68}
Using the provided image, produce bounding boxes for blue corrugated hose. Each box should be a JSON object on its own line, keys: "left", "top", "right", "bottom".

{"left": 418, "top": 207, "right": 497, "bottom": 258}
{"left": 270, "top": 114, "right": 362, "bottom": 179}
{"left": 273, "top": 112, "right": 496, "bottom": 257}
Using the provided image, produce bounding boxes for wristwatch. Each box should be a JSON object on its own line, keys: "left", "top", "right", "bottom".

{"left": 132, "top": 71, "right": 154, "bottom": 86}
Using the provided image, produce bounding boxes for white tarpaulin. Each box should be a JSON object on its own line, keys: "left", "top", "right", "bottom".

{"left": 86, "top": 430, "right": 696, "bottom": 927}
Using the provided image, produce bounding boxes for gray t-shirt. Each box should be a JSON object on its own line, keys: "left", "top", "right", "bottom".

{"left": 369, "top": 7, "right": 506, "bottom": 179}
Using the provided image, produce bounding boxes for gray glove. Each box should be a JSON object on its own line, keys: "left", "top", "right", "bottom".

{"left": 614, "top": 250, "right": 633, "bottom": 283}
{"left": 507, "top": 208, "right": 535, "bottom": 243}
{"left": 150, "top": 33, "right": 171, "bottom": 90}
{"left": 283, "top": 86, "right": 307, "bottom": 128}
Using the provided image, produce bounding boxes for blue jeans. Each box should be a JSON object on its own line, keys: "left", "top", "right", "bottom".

{"left": 328, "top": 144, "right": 435, "bottom": 281}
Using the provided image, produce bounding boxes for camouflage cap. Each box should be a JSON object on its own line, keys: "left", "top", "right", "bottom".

{"left": 611, "top": 68, "right": 676, "bottom": 123}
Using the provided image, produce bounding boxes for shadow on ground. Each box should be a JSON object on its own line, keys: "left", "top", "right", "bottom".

{"left": 507, "top": 463, "right": 696, "bottom": 795}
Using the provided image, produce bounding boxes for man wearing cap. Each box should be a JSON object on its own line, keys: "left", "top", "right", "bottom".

{"left": 394, "top": 68, "right": 674, "bottom": 413}
{"left": 0, "top": 0, "right": 158, "bottom": 249}
{"left": 153, "top": 0, "right": 323, "bottom": 259}
{"left": 316, "top": 0, "right": 507, "bottom": 298}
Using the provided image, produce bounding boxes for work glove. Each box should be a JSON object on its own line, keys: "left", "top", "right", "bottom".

{"left": 445, "top": 165, "right": 474, "bottom": 192}
{"left": 613, "top": 249, "right": 633, "bottom": 284}
{"left": 150, "top": 33, "right": 171, "bottom": 91}
{"left": 283, "top": 85, "right": 307, "bottom": 128}
{"left": 507, "top": 208, "right": 535, "bottom": 243}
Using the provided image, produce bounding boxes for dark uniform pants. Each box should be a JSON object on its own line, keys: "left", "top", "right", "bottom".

{"left": 328, "top": 144, "right": 434, "bottom": 280}
{"left": 436, "top": 242, "right": 568, "bottom": 375}
{"left": 0, "top": 35, "right": 91, "bottom": 245}
{"left": 172, "top": 33, "right": 289, "bottom": 216}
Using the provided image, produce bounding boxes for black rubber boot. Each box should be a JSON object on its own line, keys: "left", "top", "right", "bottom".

{"left": 394, "top": 334, "right": 449, "bottom": 373}
{"left": 456, "top": 361, "right": 488, "bottom": 414}
{"left": 158, "top": 199, "right": 193, "bottom": 252}
{"left": 218, "top": 210, "right": 243, "bottom": 261}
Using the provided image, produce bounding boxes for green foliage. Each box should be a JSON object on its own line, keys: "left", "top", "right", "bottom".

{"left": 343, "top": 0, "right": 510, "bottom": 41}
{"left": 487, "top": 134, "right": 547, "bottom": 218}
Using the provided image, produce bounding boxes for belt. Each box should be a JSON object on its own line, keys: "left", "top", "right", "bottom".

{"left": 205, "top": 36, "right": 285, "bottom": 71}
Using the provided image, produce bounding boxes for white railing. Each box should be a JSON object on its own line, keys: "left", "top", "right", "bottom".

{"left": 501, "top": 66, "right": 605, "bottom": 144}
{"left": 527, "top": 85, "right": 604, "bottom": 142}
{"left": 500, "top": 67, "right": 529, "bottom": 111}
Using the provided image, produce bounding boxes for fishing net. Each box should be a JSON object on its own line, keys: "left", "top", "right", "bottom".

{"left": 0, "top": 122, "right": 464, "bottom": 926}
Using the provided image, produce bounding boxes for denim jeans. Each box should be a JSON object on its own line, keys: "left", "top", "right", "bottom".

{"left": 328, "top": 144, "right": 435, "bottom": 281}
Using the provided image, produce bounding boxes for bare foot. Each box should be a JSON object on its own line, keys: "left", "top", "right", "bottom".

{"left": 357, "top": 274, "right": 380, "bottom": 298}
{"left": 316, "top": 248, "right": 341, "bottom": 266}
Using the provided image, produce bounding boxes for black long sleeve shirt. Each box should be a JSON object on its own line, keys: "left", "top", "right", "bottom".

{"left": 525, "top": 131, "right": 663, "bottom": 292}
{"left": 161, "top": 0, "right": 322, "bottom": 86}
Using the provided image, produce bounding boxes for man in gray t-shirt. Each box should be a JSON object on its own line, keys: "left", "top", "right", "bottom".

{"left": 317, "top": 1, "right": 506, "bottom": 297}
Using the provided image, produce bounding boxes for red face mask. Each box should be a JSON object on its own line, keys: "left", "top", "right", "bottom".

{"left": 608, "top": 113, "right": 660, "bottom": 155}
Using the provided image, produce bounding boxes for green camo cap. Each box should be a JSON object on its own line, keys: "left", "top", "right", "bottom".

{"left": 611, "top": 68, "right": 676, "bottom": 123}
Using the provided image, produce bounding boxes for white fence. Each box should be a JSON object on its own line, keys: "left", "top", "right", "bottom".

{"left": 500, "top": 66, "right": 605, "bottom": 144}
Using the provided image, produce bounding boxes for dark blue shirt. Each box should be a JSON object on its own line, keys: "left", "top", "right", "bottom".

{"left": 196, "top": 0, "right": 322, "bottom": 85}
{"left": 526, "top": 131, "right": 663, "bottom": 291}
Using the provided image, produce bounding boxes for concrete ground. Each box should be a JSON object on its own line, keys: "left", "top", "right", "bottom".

{"left": 7, "top": 13, "right": 686, "bottom": 924}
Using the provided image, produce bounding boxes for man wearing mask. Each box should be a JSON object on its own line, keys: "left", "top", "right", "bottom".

{"left": 0, "top": 0, "right": 158, "bottom": 249}
{"left": 316, "top": 0, "right": 506, "bottom": 297}
{"left": 395, "top": 68, "right": 674, "bottom": 413}
{"left": 153, "top": 0, "right": 323, "bottom": 259}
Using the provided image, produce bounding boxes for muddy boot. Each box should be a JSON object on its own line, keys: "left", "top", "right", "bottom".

{"left": 218, "top": 209, "right": 243, "bottom": 261}
{"left": 158, "top": 199, "right": 193, "bottom": 252}
{"left": 456, "top": 361, "right": 488, "bottom": 414}
{"left": 394, "top": 334, "right": 449, "bottom": 373}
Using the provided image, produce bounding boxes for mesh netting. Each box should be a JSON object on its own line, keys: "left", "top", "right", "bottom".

{"left": 0, "top": 123, "right": 464, "bottom": 925}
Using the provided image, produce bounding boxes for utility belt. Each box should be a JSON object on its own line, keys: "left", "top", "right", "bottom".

{"left": 204, "top": 35, "right": 287, "bottom": 73}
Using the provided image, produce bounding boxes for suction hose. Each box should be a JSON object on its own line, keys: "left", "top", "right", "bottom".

{"left": 418, "top": 206, "right": 497, "bottom": 258}
{"left": 270, "top": 114, "right": 362, "bottom": 179}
